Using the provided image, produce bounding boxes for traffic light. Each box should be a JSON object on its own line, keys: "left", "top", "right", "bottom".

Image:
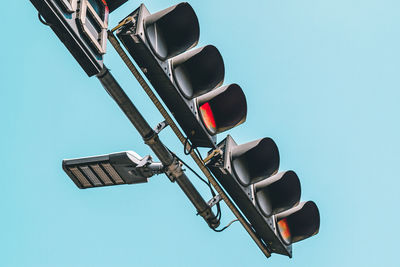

{"left": 30, "top": 0, "right": 129, "bottom": 76}
{"left": 206, "top": 135, "right": 320, "bottom": 257}
{"left": 63, "top": 151, "right": 162, "bottom": 189}
{"left": 116, "top": 3, "right": 247, "bottom": 148}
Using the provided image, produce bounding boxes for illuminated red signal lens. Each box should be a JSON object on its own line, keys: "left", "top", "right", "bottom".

{"left": 277, "top": 218, "right": 292, "bottom": 244}
{"left": 199, "top": 102, "right": 216, "bottom": 134}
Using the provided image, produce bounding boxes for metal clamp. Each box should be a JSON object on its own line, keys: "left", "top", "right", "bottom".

{"left": 111, "top": 16, "right": 135, "bottom": 32}
{"left": 165, "top": 158, "right": 183, "bottom": 182}
{"left": 136, "top": 155, "right": 152, "bottom": 168}
{"left": 203, "top": 148, "right": 223, "bottom": 165}
{"left": 154, "top": 120, "right": 169, "bottom": 134}
{"left": 207, "top": 194, "right": 222, "bottom": 208}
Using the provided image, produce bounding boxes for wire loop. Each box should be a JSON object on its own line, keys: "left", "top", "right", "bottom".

{"left": 38, "top": 13, "right": 52, "bottom": 26}
{"left": 184, "top": 137, "right": 194, "bottom": 155}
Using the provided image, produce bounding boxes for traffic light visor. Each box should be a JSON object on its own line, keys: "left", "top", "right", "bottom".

{"left": 171, "top": 45, "right": 225, "bottom": 99}
{"left": 276, "top": 201, "right": 320, "bottom": 245}
{"left": 197, "top": 84, "right": 247, "bottom": 135}
{"left": 144, "top": 2, "right": 199, "bottom": 60}
{"left": 230, "top": 137, "right": 280, "bottom": 186}
{"left": 254, "top": 170, "right": 301, "bottom": 216}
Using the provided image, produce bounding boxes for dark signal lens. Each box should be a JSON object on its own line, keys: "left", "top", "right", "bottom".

{"left": 277, "top": 218, "right": 292, "bottom": 245}
{"left": 199, "top": 102, "right": 216, "bottom": 134}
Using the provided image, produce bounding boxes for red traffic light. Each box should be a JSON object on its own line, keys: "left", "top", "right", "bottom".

{"left": 207, "top": 135, "right": 320, "bottom": 257}
{"left": 276, "top": 201, "right": 320, "bottom": 245}
{"left": 197, "top": 84, "right": 247, "bottom": 135}
{"left": 117, "top": 3, "right": 247, "bottom": 147}
{"left": 199, "top": 102, "right": 217, "bottom": 133}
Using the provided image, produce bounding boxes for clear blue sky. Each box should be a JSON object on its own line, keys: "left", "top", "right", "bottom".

{"left": 2, "top": 1, "right": 399, "bottom": 266}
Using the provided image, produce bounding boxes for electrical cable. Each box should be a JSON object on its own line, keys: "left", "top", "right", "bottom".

{"left": 38, "top": 13, "right": 52, "bottom": 26}
{"left": 183, "top": 137, "right": 194, "bottom": 155}
{"left": 170, "top": 150, "right": 210, "bottom": 187}
{"left": 212, "top": 219, "right": 239, "bottom": 232}
{"left": 169, "top": 143, "right": 234, "bottom": 232}
{"left": 196, "top": 144, "right": 227, "bottom": 230}
{"left": 194, "top": 147, "right": 222, "bottom": 222}
{"left": 168, "top": 148, "right": 222, "bottom": 226}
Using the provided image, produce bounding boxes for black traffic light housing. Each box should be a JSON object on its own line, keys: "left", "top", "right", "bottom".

{"left": 108, "top": 0, "right": 129, "bottom": 13}
{"left": 116, "top": 3, "right": 247, "bottom": 148}
{"left": 30, "top": 0, "right": 129, "bottom": 76}
{"left": 206, "top": 135, "right": 320, "bottom": 257}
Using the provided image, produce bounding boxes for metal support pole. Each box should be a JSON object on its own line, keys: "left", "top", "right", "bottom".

{"left": 96, "top": 67, "right": 219, "bottom": 228}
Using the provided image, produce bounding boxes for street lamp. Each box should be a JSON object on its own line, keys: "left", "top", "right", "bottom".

{"left": 63, "top": 151, "right": 163, "bottom": 189}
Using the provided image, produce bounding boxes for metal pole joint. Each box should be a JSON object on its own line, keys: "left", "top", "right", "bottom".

{"left": 165, "top": 158, "right": 183, "bottom": 182}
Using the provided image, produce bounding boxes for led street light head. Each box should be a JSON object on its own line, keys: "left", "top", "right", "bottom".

{"left": 63, "top": 151, "right": 163, "bottom": 189}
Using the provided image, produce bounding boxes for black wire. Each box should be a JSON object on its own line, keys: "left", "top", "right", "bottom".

{"left": 194, "top": 147, "right": 211, "bottom": 188}
{"left": 195, "top": 147, "right": 222, "bottom": 223}
{"left": 169, "top": 149, "right": 213, "bottom": 193}
{"left": 212, "top": 219, "right": 239, "bottom": 232}
{"left": 169, "top": 145, "right": 231, "bottom": 231}
{"left": 192, "top": 148, "right": 222, "bottom": 222}
{"left": 183, "top": 137, "right": 194, "bottom": 155}
{"left": 168, "top": 148, "right": 222, "bottom": 226}
{"left": 38, "top": 13, "right": 52, "bottom": 26}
